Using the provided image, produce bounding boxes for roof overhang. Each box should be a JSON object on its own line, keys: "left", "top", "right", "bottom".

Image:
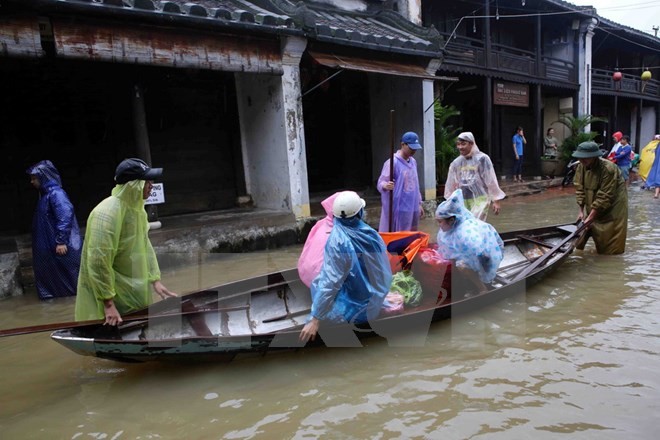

{"left": 309, "top": 50, "right": 456, "bottom": 82}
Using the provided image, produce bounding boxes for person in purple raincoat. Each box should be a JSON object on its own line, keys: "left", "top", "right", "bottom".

{"left": 27, "top": 160, "right": 82, "bottom": 299}
{"left": 377, "top": 131, "right": 424, "bottom": 232}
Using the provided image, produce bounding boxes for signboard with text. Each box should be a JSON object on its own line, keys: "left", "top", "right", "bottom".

{"left": 494, "top": 81, "right": 529, "bottom": 107}
{"left": 145, "top": 183, "right": 165, "bottom": 205}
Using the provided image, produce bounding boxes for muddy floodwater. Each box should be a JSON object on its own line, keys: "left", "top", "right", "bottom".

{"left": 1, "top": 187, "right": 659, "bottom": 439}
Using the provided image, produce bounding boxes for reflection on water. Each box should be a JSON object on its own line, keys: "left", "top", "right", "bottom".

{"left": 1, "top": 187, "right": 659, "bottom": 439}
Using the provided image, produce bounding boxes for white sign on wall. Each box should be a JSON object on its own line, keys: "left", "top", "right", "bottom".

{"left": 145, "top": 183, "right": 165, "bottom": 205}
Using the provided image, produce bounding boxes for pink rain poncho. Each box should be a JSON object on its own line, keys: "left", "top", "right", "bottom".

{"left": 75, "top": 180, "right": 161, "bottom": 321}
{"left": 377, "top": 153, "right": 422, "bottom": 232}
{"left": 297, "top": 192, "right": 340, "bottom": 287}
{"left": 435, "top": 189, "right": 504, "bottom": 284}
{"left": 444, "top": 135, "right": 505, "bottom": 221}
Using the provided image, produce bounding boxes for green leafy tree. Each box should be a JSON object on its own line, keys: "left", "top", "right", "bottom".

{"left": 434, "top": 102, "right": 461, "bottom": 183}
{"left": 554, "top": 114, "right": 608, "bottom": 160}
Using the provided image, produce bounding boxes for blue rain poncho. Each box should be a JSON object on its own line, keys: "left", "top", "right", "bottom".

{"left": 435, "top": 189, "right": 504, "bottom": 284}
{"left": 74, "top": 180, "right": 161, "bottom": 321}
{"left": 310, "top": 214, "right": 392, "bottom": 324}
{"left": 26, "top": 160, "right": 81, "bottom": 299}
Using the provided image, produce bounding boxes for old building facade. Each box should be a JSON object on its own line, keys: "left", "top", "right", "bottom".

{"left": 2, "top": 0, "right": 659, "bottom": 234}
{"left": 1, "top": 0, "right": 446, "bottom": 235}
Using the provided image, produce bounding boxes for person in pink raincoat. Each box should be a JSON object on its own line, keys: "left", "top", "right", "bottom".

{"left": 377, "top": 131, "right": 424, "bottom": 232}
{"left": 297, "top": 192, "right": 341, "bottom": 287}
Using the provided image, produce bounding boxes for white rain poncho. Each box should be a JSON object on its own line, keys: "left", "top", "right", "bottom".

{"left": 310, "top": 214, "right": 392, "bottom": 324}
{"left": 444, "top": 133, "right": 505, "bottom": 220}
{"left": 74, "top": 180, "right": 161, "bottom": 320}
{"left": 435, "top": 189, "right": 504, "bottom": 284}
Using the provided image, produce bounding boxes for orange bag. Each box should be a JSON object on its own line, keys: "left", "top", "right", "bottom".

{"left": 379, "top": 231, "right": 429, "bottom": 273}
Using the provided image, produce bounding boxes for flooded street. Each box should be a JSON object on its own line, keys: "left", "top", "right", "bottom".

{"left": 1, "top": 187, "right": 659, "bottom": 439}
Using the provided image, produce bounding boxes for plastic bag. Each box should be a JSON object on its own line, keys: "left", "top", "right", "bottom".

{"left": 389, "top": 270, "right": 423, "bottom": 307}
{"left": 413, "top": 246, "right": 452, "bottom": 304}
{"left": 380, "top": 292, "right": 404, "bottom": 316}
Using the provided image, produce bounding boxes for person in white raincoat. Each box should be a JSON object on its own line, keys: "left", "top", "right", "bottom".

{"left": 74, "top": 158, "right": 176, "bottom": 325}
{"left": 444, "top": 132, "right": 506, "bottom": 221}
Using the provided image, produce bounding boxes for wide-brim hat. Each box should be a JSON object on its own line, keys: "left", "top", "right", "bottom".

{"left": 572, "top": 141, "right": 602, "bottom": 158}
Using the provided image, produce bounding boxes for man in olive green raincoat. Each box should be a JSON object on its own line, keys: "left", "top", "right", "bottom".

{"left": 74, "top": 158, "right": 176, "bottom": 325}
{"left": 573, "top": 142, "right": 628, "bottom": 254}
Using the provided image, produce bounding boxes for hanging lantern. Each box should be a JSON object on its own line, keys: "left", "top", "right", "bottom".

{"left": 641, "top": 70, "right": 652, "bottom": 93}
{"left": 612, "top": 71, "right": 622, "bottom": 81}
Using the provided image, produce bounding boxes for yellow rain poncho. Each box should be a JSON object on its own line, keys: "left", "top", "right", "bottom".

{"left": 638, "top": 139, "right": 659, "bottom": 182}
{"left": 74, "top": 180, "right": 161, "bottom": 321}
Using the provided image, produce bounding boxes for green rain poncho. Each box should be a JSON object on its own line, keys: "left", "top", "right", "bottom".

{"left": 74, "top": 180, "right": 161, "bottom": 320}
{"left": 574, "top": 158, "right": 628, "bottom": 255}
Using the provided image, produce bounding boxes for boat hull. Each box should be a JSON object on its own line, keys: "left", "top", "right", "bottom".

{"left": 52, "top": 223, "right": 579, "bottom": 362}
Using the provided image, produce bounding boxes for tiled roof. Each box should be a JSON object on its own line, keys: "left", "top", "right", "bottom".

{"left": 48, "top": 0, "right": 297, "bottom": 29}
{"left": 542, "top": 0, "right": 660, "bottom": 44}
{"left": 18, "top": 0, "right": 440, "bottom": 57}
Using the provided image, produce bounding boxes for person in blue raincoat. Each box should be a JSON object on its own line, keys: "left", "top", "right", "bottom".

{"left": 299, "top": 191, "right": 392, "bottom": 343}
{"left": 26, "top": 160, "right": 82, "bottom": 299}
{"left": 435, "top": 189, "right": 504, "bottom": 293}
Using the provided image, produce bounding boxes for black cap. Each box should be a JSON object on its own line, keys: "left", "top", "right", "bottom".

{"left": 114, "top": 158, "right": 163, "bottom": 184}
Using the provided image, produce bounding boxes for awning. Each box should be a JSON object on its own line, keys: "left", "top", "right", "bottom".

{"left": 309, "top": 51, "right": 457, "bottom": 82}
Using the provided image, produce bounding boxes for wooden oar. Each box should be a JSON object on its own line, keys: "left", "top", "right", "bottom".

{"left": 0, "top": 303, "right": 249, "bottom": 338}
{"left": 0, "top": 274, "right": 297, "bottom": 339}
{"left": 511, "top": 222, "right": 587, "bottom": 283}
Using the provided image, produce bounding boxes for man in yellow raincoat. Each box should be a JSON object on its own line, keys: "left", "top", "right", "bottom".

{"left": 75, "top": 158, "right": 176, "bottom": 325}
{"left": 573, "top": 142, "right": 628, "bottom": 255}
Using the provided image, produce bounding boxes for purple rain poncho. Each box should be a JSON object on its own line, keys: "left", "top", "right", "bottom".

{"left": 377, "top": 153, "right": 422, "bottom": 232}
{"left": 435, "top": 189, "right": 504, "bottom": 284}
{"left": 310, "top": 214, "right": 392, "bottom": 324}
{"left": 27, "top": 160, "right": 81, "bottom": 299}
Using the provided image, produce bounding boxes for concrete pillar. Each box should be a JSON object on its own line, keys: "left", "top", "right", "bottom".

{"left": 234, "top": 36, "right": 310, "bottom": 218}
{"left": 422, "top": 78, "right": 437, "bottom": 201}
{"left": 281, "top": 37, "right": 310, "bottom": 218}
{"left": 577, "top": 18, "right": 598, "bottom": 122}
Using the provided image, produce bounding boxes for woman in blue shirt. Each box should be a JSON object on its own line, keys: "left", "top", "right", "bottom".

{"left": 512, "top": 126, "right": 527, "bottom": 182}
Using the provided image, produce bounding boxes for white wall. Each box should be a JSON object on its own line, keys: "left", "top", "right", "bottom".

{"left": 631, "top": 106, "right": 658, "bottom": 150}
{"left": 543, "top": 96, "right": 572, "bottom": 145}
{"left": 398, "top": 0, "right": 422, "bottom": 24}
{"left": 234, "top": 37, "right": 310, "bottom": 218}
{"left": 235, "top": 73, "right": 292, "bottom": 211}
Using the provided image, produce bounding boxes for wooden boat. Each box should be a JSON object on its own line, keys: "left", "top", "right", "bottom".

{"left": 51, "top": 223, "right": 582, "bottom": 362}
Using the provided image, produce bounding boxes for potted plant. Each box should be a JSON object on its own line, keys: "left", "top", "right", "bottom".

{"left": 554, "top": 114, "right": 607, "bottom": 162}
{"left": 540, "top": 154, "right": 562, "bottom": 177}
{"left": 434, "top": 102, "right": 461, "bottom": 193}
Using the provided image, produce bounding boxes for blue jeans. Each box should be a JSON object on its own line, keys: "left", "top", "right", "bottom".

{"left": 512, "top": 156, "right": 523, "bottom": 176}
{"left": 618, "top": 165, "right": 630, "bottom": 181}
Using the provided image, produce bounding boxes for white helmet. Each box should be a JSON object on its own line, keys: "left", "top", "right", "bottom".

{"left": 332, "top": 191, "right": 366, "bottom": 219}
